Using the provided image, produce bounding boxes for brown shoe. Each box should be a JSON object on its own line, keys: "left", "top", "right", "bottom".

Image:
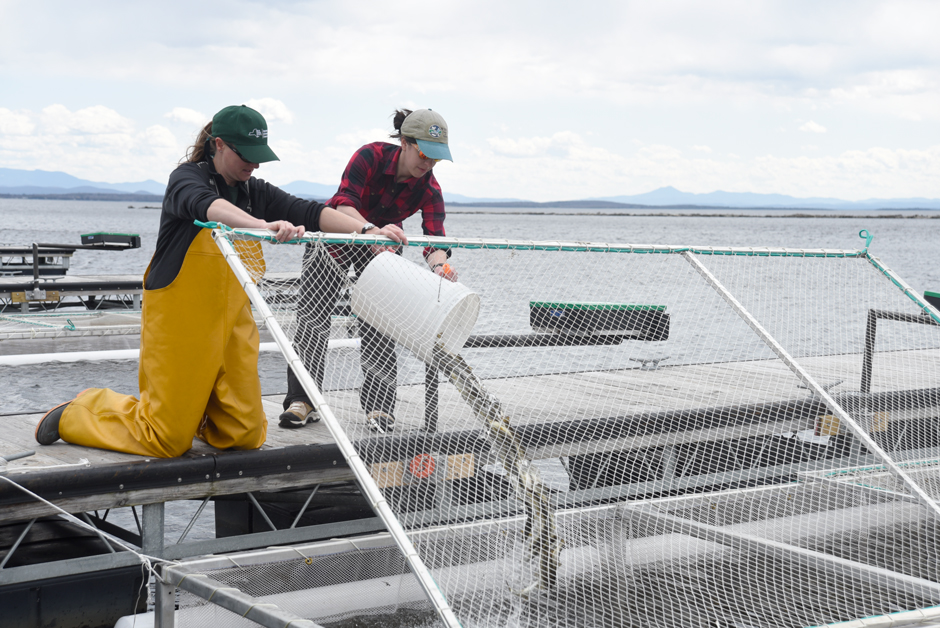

{"left": 35, "top": 389, "right": 90, "bottom": 446}
{"left": 278, "top": 401, "right": 319, "bottom": 429}
{"left": 366, "top": 410, "right": 395, "bottom": 434}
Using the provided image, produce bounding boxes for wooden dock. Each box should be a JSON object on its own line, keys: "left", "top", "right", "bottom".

{"left": 2, "top": 347, "right": 938, "bottom": 520}
{"left": 0, "top": 273, "right": 144, "bottom": 313}
{"left": 0, "top": 271, "right": 301, "bottom": 317}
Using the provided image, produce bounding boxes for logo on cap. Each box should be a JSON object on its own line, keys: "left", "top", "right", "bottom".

{"left": 428, "top": 125, "right": 442, "bottom": 139}
{"left": 247, "top": 129, "right": 268, "bottom": 139}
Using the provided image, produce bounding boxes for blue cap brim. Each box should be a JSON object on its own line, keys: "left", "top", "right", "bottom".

{"left": 415, "top": 139, "right": 453, "bottom": 162}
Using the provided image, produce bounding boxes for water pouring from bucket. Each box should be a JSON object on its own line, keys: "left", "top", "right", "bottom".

{"left": 350, "top": 252, "right": 562, "bottom": 595}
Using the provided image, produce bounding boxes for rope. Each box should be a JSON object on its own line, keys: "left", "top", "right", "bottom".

{"left": 859, "top": 228, "right": 874, "bottom": 253}
{"left": 197, "top": 221, "right": 869, "bottom": 258}
{"left": 1, "top": 458, "right": 90, "bottom": 474}
{"left": 0, "top": 474, "right": 177, "bottom": 582}
{"left": 0, "top": 314, "right": 61, "bottom": 329}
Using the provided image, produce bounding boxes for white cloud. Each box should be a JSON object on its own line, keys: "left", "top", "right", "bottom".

{"left": 0, "top": 108, "right": 34, "bottom": 135}
{"left": 8, "top": 1, "right": 939, "bottom": 114}
{"left": 443, "top": 133, "right": 940, "bottom": 202}
{"left": 164, "top": 107, "right": 208, "bottom": 127}
{"left": 244, "top": 98, "right": 294, "bottom": 124}
{"left": 487, "top": 132, "right": 583, "bottom": 158}
{"left": 637, "top": 144, "right": 684, "bottom": 161}
{"left": 264, "top": 127, "right": 394, "bottom": 184}
{"left": 334, "top": 128, "right": 392, "bottom": 151}
{"left": 0, "top": 105, "right": 181, "bottom": 182}
{"left": 799, "top": 120, "right": 827, "bottom": 133}
{"left": 40, "top": 104, "right": 135, "bottom": 135}
{"left": 2, "top": 2, "right": 940, "bottom": 201}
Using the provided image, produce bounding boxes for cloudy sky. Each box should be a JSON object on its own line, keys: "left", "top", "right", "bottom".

{"left": 1, "top": 0, "right": 939, "bottom": 201}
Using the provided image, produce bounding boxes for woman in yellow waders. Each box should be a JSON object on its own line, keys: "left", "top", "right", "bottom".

{"left": 35, "top": 105, "right": 406, "bottom": 458}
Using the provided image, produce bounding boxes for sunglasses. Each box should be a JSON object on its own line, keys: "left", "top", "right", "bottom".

{"left": 407, "top": 139, "right": 441, "bottom": 163}
{"left": 224, "top": 141, "right": 254, "bottom": 164}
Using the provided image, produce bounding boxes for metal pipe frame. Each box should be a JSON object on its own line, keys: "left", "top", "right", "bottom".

{"left": 79, "top": 512, "right": 116, "bottom": 553}
{"left": 861, "top": 308, "right": 940, "bottom": 393}
{"left": 142, "top": 502, "right": 164, "bottom": 558}
{"left": 683, "top": 250, "right": 940, "bottom": 520}
{"left": 0, "top": 518, "right": 36, "bottom": 570}
{"left": 809, "top": 604, "right": 940, "bottom": 628}
{"left": 168, "top": 476, "right": 938, "bottom": 625}
{"left": 8, "top": 442, "right": 940, "bottom": 587}
{"left": 161, "top": 566, "right": 322, "bottom": 628}
{"left": 865, "top": 254, "right": 940, "bottom": 326}
{"left": 172, "top": 480, "right": 837, "bottom": 576}
{"left": 176, "top": 497, "right": 210, "bottom": 544}
{"left": 800, "top": 474, "right": 921, "bottom": 505}
{"left": 245, "top": 492, "right": 277, "bottom": 532}
{"left": 290, "top": 485, "right": 320, "bottom": 529}
{"left": 211, "top": 225, "right": 867, "bottom": 258}
{"left": 154, "top": 563, "right": 176, "bottom": 628}
{"left": 624, "top": 504, "right": 940, "bottom": 604}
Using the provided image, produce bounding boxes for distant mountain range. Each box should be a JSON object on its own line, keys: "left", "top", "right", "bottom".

{"left": 0, "top": 168, "right": 165, "bottom": 196}
{"left": 1, "top": 168, "right": 938, "bottom": 210}
{"left": 0, "top": 168, "right": 521, "bottom": 204}
{"left": 590, "top": 186, "right": 940, "bottom": 211}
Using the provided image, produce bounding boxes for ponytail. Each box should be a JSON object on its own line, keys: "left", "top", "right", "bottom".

{"left": 388, "top": 109, "right": 414, "bottom": 140}
{"left": 181, "top": 121, "right": 214, "bottom": 164}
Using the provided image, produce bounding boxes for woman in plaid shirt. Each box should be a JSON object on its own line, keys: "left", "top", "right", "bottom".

{"left": 281, "top": 108, "right": 456, "bottom": 433}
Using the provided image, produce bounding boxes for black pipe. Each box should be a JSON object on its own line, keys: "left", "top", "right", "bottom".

{"left": 0, "top": 279, "right": 143, "bottom": 293}
{"left": 861, "top": 309, "right": 940, "bottom": 393}
{"left": 360, "top": 386, "right": 940, "bottom": 463}
{"left": 34, "top": 242, "right": 137, "bottom": 251}
{"left": 0, "top": 442, "right": 347, "bottom": 507}
{"left": 424, "top": 363, "right": 438, "bottom": 432}
{"left": 31, "top": 242, "right": 39, "bottom": 292}
{"left": 463, "top": 333, "right": 629, "bottom": 348}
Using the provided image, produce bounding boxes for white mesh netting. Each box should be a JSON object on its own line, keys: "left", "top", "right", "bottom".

{"left": 171, "top": 229, "right": 940, "bottom": 628}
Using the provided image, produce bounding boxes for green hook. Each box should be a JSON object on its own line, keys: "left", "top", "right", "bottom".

{"left": 858, "top": 229, "right": 873, "bottom": 251}
{"left": 194, "top": 220, "right": 225, "bottom": 230}
{"left": 65, "top": 319, "right": 76, "bottom": 331}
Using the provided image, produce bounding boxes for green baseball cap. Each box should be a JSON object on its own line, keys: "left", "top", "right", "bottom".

{"left": 401, "top": 109, "right": 452, "bottom": 162}
{"left": 211, "top": 105, "right": 279, "bottom": 164}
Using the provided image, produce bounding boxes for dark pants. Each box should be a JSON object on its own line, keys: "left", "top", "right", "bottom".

{"left": 284, "top": 244, "right": 398, "bottom": 418}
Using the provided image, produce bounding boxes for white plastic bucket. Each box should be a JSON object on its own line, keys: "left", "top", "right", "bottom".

{"left": 350, "top": 252, "right": 480, "bottom": 363}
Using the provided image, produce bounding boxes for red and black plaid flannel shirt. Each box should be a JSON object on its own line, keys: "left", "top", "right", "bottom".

{"left": 327, "top": 142, "right": 448, "bottom": 261}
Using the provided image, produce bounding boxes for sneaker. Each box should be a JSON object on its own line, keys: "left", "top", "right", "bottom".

{"left": 366, "top": 410, "right": 395, "bottom": 434}
{"left": 279, "top": 401, "right": 319, "bottom": 429}
{"left": 36, "top": 389, "right": 90, "bottom": 446}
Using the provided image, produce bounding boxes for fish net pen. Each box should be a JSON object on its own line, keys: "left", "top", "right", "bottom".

{"left": 163, "top": 226, "right": 940, "bottom": 628}
{"left": 0, "top": 310, "right": 142, "bottom": 340}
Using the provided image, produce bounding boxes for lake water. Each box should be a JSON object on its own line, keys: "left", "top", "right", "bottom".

{"left": 2, "top": 198, "right": 940, "bottom": 416}
{"left": 2, "top": 198, "right": 939, "bottom": 282}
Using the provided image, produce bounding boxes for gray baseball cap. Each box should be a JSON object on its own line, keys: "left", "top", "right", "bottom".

{"left": 401, "top": 109, "right": 452, "bottom": 162}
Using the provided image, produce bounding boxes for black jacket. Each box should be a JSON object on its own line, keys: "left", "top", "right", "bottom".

{"left": 146, "top": 159, "right": 326, "bottom": 289}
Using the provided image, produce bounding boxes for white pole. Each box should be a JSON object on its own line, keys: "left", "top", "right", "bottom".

{"left": 210, "top": 230, "right": 462, "bottom": 628}
{"left": 0, "top": 340, "right": 360, "bottom": 366}
{"left": 683, "top": 250, "right": 940, "bottom": 520}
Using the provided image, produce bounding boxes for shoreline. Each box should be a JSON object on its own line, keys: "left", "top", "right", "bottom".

{"left": 446, "top": 209, "right": 940, "bottom": 219}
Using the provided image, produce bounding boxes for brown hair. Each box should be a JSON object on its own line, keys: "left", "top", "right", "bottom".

{"left": 388, "top": 109, "right": 414, "bottom": 140}
{"left": 181, "top": 121, "right": 214, "bottom": 164}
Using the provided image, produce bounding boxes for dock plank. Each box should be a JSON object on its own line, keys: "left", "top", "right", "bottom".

{"left": 1, "top": 348, "right": 938, "bottom": 521}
